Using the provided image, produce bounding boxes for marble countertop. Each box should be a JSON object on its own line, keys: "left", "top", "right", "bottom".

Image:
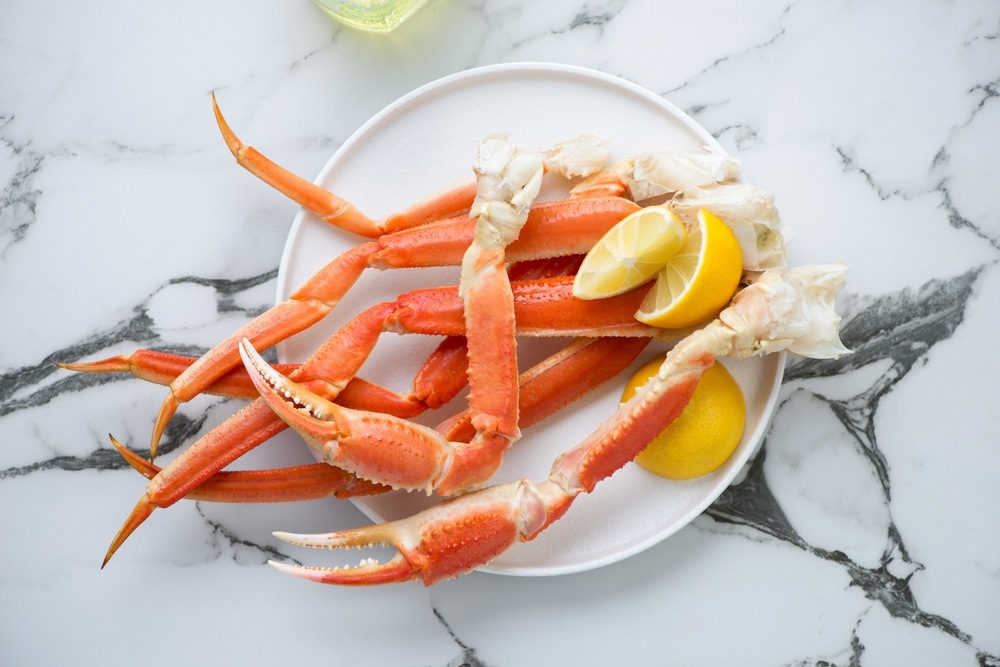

{"left": 2, "top": 1, "right": 998, "bottom": 665}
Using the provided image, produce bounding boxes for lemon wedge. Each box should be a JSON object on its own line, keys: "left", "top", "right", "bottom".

{"left": 621, "top": 358, "right": 746, "bottom": 480}
{"left": 635, "top": 209, "right": 742, "bottom": 329}
{"left": 572, "top": 205, "right": 687, "bottom": 299}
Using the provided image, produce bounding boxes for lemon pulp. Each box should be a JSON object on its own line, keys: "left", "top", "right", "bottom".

{"left": 573, "top": 205, "right": 687, "bottom": 299}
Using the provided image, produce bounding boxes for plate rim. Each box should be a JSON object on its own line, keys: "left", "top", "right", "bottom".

{"left": 274, "top": 62, "right": 786, "bottom": 577}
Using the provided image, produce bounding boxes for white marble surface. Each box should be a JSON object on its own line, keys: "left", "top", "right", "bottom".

{"left": 2, "top": 1, "right": 998, "bottom": 665}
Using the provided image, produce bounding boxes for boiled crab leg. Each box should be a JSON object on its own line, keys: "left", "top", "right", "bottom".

{"left": 109, "top": 434, "right": 389, "bottom": 502}
{"left": 109, "top": 336, "right": 651, "bottom": 506}
{"left": 213, "top": 92, "right": 477, "bottom": 238}
{"left": 146, "top": 196, "right": 639, "bottom": 458}
{"left": 57, "top": 350, "right": 430, "bottom": 418}
{"left": 442, "top": 132, "right": 544, "bottom": 493}
{"left": 266, "top": 263, "right": 850, "bottom": 586}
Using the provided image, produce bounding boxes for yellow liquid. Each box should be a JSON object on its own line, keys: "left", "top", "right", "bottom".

{"left": 313, "top": 0, "right": 432, "bottom": 32}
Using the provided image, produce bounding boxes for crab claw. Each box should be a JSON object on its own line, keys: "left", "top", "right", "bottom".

{"left": 270, "top": 478, "right": 573, "bottom": 586}
{"left": 238, "top": 337, "right": 455, "bottom": 493}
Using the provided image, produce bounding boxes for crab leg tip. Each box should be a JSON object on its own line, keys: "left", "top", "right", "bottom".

{"left": 238, "top": 336, "right": 254, "bottom": 356}
{"left": 54, "top": 356, "right": 129, "bottom": 373}
{"left": 237, "top": 337, "right": 266, "bottom": 370}
{"left": 267, "top": 560, "right": 299, "bottom": 576}
{"left": 211, "top": 92, "right": 235, "bottom": 144}
{"left": 272, "top": 530, "right": 334, "bottom": 548}
{"left": 237, "top": 338, "right": 266, "bottom": 383}
{"left": 268, "top": 556, "right": 416, "bottom": 586}
{"left": 108, "top": 433, "right": 158, "bottom": 480}
{"left": 149, "top": 394, "right": 179, "bottom": 461}
{"left": 102, "top": 495, "right": 156, "bottom": 569}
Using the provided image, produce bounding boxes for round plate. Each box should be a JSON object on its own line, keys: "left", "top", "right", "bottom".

{"left": 275, "top": 63, "right": 785, "bottom": 576}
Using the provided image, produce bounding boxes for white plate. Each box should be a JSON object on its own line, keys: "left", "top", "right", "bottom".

{"left": 275, "top": 63, "right": 785, "bottom": 577}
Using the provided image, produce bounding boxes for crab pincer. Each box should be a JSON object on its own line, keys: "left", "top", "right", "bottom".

{"left": 270, "top": 479, "right": 574, "bottom": 586}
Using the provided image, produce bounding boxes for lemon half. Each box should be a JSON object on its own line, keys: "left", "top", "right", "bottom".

{"left": 621, "top": 357, "right": 746, "bottom": 480}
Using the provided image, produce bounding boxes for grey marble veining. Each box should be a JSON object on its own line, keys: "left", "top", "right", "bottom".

{"left": 2, "top": 1, "right": 998, "bottom": 665}
{"left": 709, "top": 268, "right": 990, "bottom": 661}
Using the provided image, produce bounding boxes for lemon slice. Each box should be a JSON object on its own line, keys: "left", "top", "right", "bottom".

{"left": 621, "top": 358, "right": 746, "bottom": 480}
{"left": 635, "top": 209, "right": 742, "bottom": 329}
{"left": 573, "top": 205, "right": 687, "bottom": 299}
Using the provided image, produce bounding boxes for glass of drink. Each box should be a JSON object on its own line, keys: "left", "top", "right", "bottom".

{"left": 313, "top": 0, "right": 433, "bottom": 32}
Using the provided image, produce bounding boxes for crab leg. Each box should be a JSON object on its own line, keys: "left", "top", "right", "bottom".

{"left": 59, "top": 345, "right": 458, "bottom": 419}
{"left": 213, "top": 92, "right": 477, "bottom": 238}
{"left": 440, "top": 133, "right": 546, "bottom": 494}
{"left": 57, "top": 350, "right": 430, "bottom": 416}
{"left": 147, "top": 196, "right": 639, "bottom": 458}
{"left": 109, "top": 336, "right": 648, "bottom": 509}
{"left": 108, "top": 435, "right": 389, "bottom": 502}
{"left": 268, "top": 263, "right": 850, "bottom": 585}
